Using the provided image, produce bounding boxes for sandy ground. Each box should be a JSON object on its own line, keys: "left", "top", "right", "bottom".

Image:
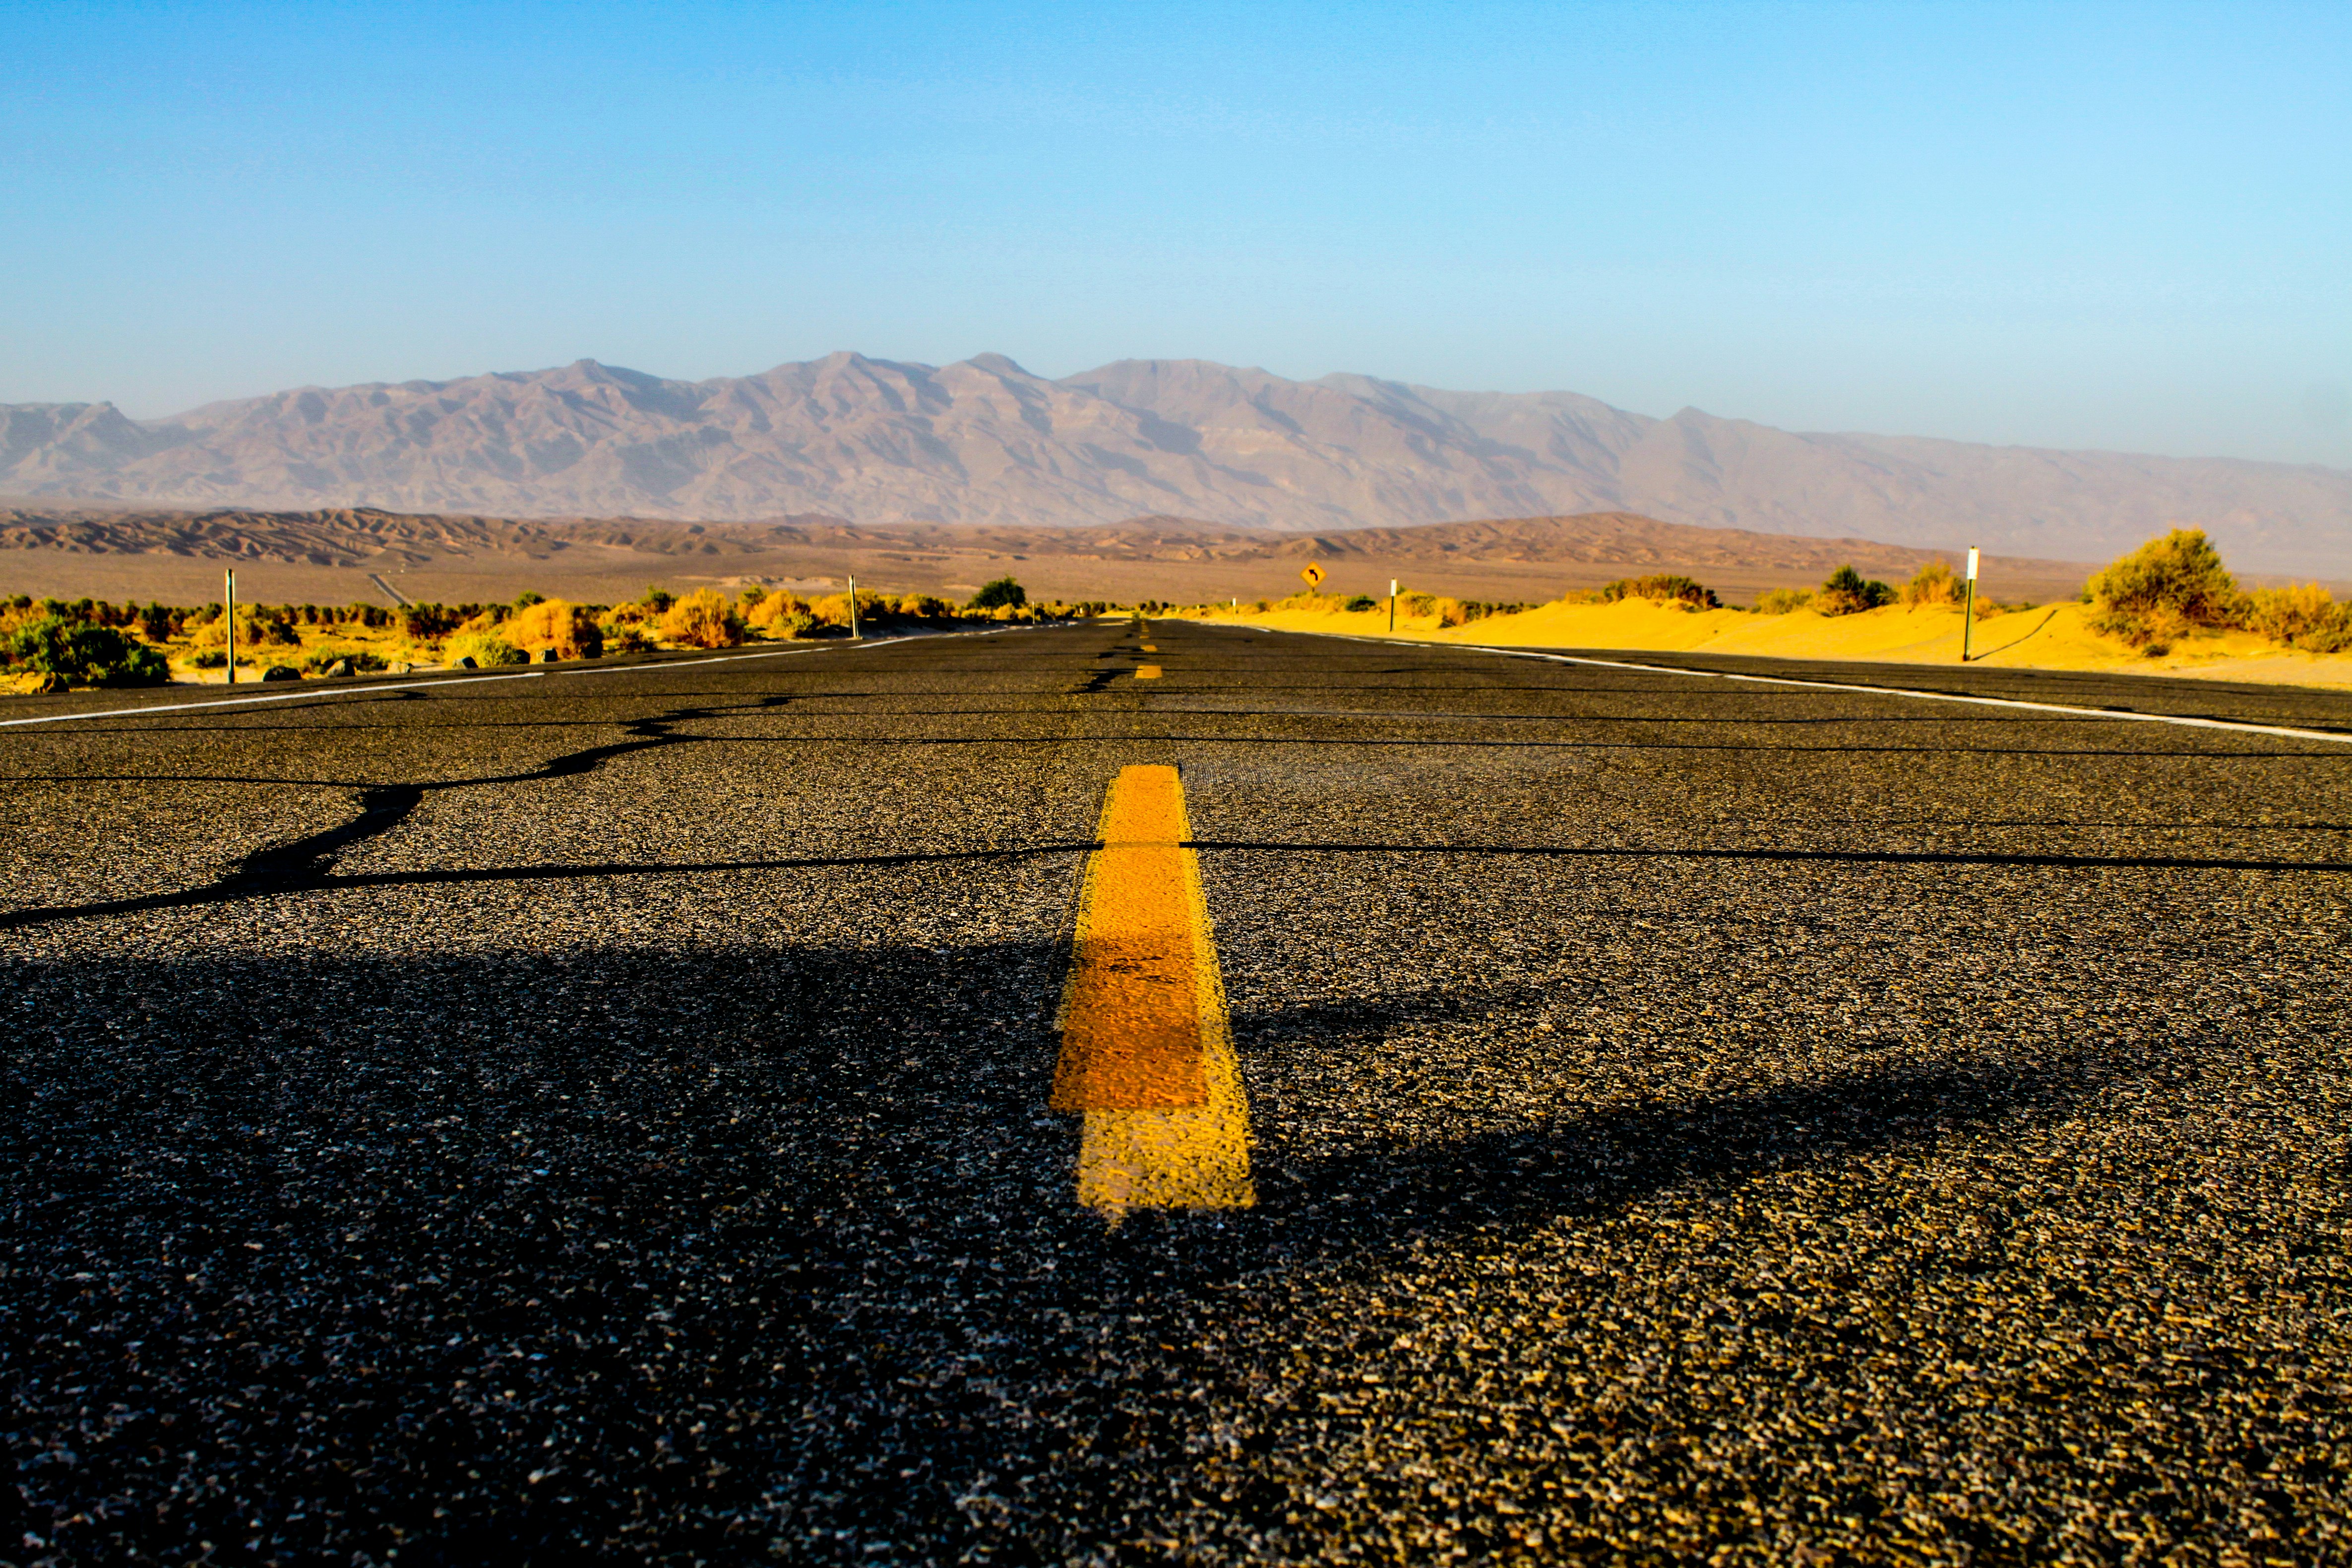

{"left": 1184, "top": 597, "right": 2352, "bottom": 692}
{"left": 0, "top": 541, "right": 2107, "bottom": 615}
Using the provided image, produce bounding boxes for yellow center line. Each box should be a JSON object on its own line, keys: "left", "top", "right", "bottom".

{"left": 1051, "top": 765, "right": 1254, "bottom": 1214}
{"left": 1134, "top": 665, "right": 1163, "bottom": 679}
{"left": 1140, "top": 643, "right": 1158, "bottom": 652}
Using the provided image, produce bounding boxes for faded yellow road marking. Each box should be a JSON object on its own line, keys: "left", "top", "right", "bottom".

{"left": 1135, "top": 665, "right": 1163, "bottom": 679}
{"left": 1140, "top": 643, "right": 1158, "bottom": 652}
{"left": 1051, "top": 765, "right": 1253, "bottom": 1213}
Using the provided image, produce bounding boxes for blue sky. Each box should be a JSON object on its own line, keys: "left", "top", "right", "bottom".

{"left": 3, "top": 0, "right": 2347, "bottom": 465}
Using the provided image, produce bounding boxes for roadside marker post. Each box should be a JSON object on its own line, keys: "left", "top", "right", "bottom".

{"left": 1390, "top": 578, "right": 1398, "bottom": 633}
{"left": 225, "top": 567, "right": 236, "bottom": 686}
{"left": 848, "top": 572, "right": 861, "bottom": 640}
{"left": 1961, "top": 546, "right": 1980, "bottom": 663}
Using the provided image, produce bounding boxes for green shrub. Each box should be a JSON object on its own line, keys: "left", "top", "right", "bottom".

{"left": 4, "top": 618, "right": 171, "bottom": 687}
{"left": 1342, "top": 594, "right": 1378, "bottom": 612}
{"left": 301, "top": 645, "right": 389, "bottom": 673}
{"left": 442, "top": 631, "right": 528, "bottom": 667}
{"left": 239, "top": 613, "right": 301, "bottom": 646}
{"left": 1595, "top": 573, "right": 1722, "bottom": 610}
{"left": 971, "top": 576, "right": 1027, "bottom": 610}
{"left": 1816, "top": 565, "right": 1897, "bottom": 616}
{"left": 2086, "top": 529, "right": 2242, "bottom": 652}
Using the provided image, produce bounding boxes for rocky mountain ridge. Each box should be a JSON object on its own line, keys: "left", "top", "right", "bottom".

{"left": 4, "top": 353, "right": 2345, "bottom": 571}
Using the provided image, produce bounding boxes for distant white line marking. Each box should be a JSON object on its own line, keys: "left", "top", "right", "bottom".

{"left": 0, "top": 670, "right": 549, "bottom": 728}
{"left": 1210, "top": 626, "right": 2352, "bottom": 748}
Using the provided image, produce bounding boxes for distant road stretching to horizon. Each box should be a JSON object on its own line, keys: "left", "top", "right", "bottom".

{"left": 9, "top": 624, "right": 2351, "bottom": 1562}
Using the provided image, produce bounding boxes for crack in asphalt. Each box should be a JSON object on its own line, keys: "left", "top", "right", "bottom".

{"left": 0, "top": 691, "right": 797, "bottom": 929}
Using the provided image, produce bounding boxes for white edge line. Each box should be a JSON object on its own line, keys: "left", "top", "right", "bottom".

{"left": 1201, "top": 622, "right": 2352, "bottom": 749}
{"left": 0, "top": 621, "right": 1066, "bottom": 729}
{"left": 0, "top": 668, "right": 551, "bottom": 727}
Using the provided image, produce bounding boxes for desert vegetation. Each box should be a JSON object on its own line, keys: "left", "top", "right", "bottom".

{"left": 2077, "top": 528, "right": 2351, "bottom": 655}
{"left": 1753, "top": 561, "right": 1994, "bottom": 618}
{"left": 1149, "top": 529, "right": 2349, "bottom": 685}
{"left": 1229, "top": 588, "right": 1536, "bottom": 627}
{"left": 1579, "top": 573, "right": 1721, "bottom": 610}
{"left": 2, "top": 611, "right": 171, "bottom": 690}
{"left": 1813, "top": 564, "right": 1899, "bottom": 616}
{"left": 0, "top": 578, "right": 1077, "bottom": 691}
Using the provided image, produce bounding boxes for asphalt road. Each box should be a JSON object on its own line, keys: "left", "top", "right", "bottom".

{"left": 7, "top": 622, "right": 2351, "bottom": 1567}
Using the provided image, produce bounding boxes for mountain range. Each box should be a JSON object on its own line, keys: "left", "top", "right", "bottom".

{"left": 5, "top": 353, "right": 2347, "bottom": 573}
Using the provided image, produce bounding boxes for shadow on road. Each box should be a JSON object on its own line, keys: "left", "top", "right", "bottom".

{"left": 10, "top": 931, "right": 2145, "bottom": 1560}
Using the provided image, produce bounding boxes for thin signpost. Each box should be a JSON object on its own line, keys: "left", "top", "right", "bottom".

{"left": 1961, "top": 546, "right": 1980, "bottom": 663}
{"left": 848, "top": 573, "right": 861, "bottom": 640}
{"left": 225, "top": 567, "right": 236, "bottom": 686}
{"left": 1389, "top": 578, "right": 1398, "bottom": 634}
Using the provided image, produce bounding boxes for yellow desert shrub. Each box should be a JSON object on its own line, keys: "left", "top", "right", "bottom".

{"left": 2244, "top": 583, "right": 2352, "bottom": 652}
{"left": 595, "top": 602, "right": 656, "bottom": 654}
{"left": 660, "top": 588, "right": 745, "bottom": 648}
{"left": 503, "top": 598, "right": 603, "bottom": 659}
{"left": 2086, "top": 529, "right": 2242, "bottom": 653}
{"left": 812, "top": 590, "right": 894, "bottom": 627}
{"left": 744, "top": 592, "right": 806, "bottom": 638}
{"left": 1903, "top": 561, "right": 1962, "bottom": 607}
{"left": 754, "top": 593, "right": 818, "bottom": 638}
{"left": 1755, "top": 588, "right": 1814, "bottom": 615}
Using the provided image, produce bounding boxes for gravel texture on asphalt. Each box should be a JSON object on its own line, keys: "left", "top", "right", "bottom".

{"left": 6, "top": 622, "right": 2350, "bottom": 1567}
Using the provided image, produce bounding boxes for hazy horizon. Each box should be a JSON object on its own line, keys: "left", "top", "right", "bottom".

{"left": 21, "top": 349, "right": 2350, "bottom": 477}
{"left": 4, "top": 1, "right": 2347, "bottom": 468}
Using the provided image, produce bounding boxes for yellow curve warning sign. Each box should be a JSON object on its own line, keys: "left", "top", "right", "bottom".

{"left": 1300, "top": 562, "right": 1325, "bottom": 588}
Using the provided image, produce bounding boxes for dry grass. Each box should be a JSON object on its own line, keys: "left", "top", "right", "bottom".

{"left": 505, "top": 599, "right": 603, "bottom": 658}
{"left": 659, "top": 588, "right": 745, "bottom": 649}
